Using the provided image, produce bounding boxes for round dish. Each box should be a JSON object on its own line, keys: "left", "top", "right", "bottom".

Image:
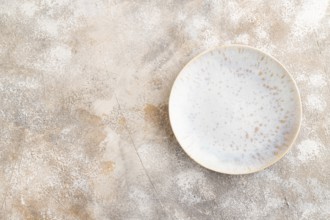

{"left": 169, "top": 45, "right": 302, "bottom": 174}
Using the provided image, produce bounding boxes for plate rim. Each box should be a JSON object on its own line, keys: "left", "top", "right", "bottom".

{"left": 168, "top": 44, "right": 302, "bottom": 175}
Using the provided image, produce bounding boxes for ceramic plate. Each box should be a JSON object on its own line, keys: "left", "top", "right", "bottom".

{"left": 169, "top": 45, "right": 302, "bottom": 174}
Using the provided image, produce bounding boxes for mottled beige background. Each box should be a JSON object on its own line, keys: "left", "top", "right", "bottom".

{"left": 0, "top": 0, "right": 329, "bottom": 219}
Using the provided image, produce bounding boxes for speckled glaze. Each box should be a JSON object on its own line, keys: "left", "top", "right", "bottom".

{"left": 169, "top": 45, "right": 302, "bottom": 174}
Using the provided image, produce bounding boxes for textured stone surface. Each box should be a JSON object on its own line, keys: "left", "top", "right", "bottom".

{"left": 0, "top": 0, "right": 329, "bottom": 219}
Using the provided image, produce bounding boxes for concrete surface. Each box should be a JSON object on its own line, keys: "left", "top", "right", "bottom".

{"left": 0, "top": 0, "right": 329, "bottom": 219}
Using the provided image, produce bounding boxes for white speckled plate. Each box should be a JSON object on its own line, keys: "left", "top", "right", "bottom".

{"left": 169, "top": 45, "right": 302, "bottom": 174}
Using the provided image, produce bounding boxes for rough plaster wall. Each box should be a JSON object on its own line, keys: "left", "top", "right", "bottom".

{"left": 0, "top": 0, "right": 329, "bottom": 219}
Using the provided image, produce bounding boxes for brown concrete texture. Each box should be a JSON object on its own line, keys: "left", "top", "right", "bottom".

{"left": 0, "top": 0, "right": 329, "bottom": 219}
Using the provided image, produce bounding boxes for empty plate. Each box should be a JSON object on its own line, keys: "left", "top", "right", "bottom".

{"left": 169, "top": 45, "right": 302, "bottom": 174}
